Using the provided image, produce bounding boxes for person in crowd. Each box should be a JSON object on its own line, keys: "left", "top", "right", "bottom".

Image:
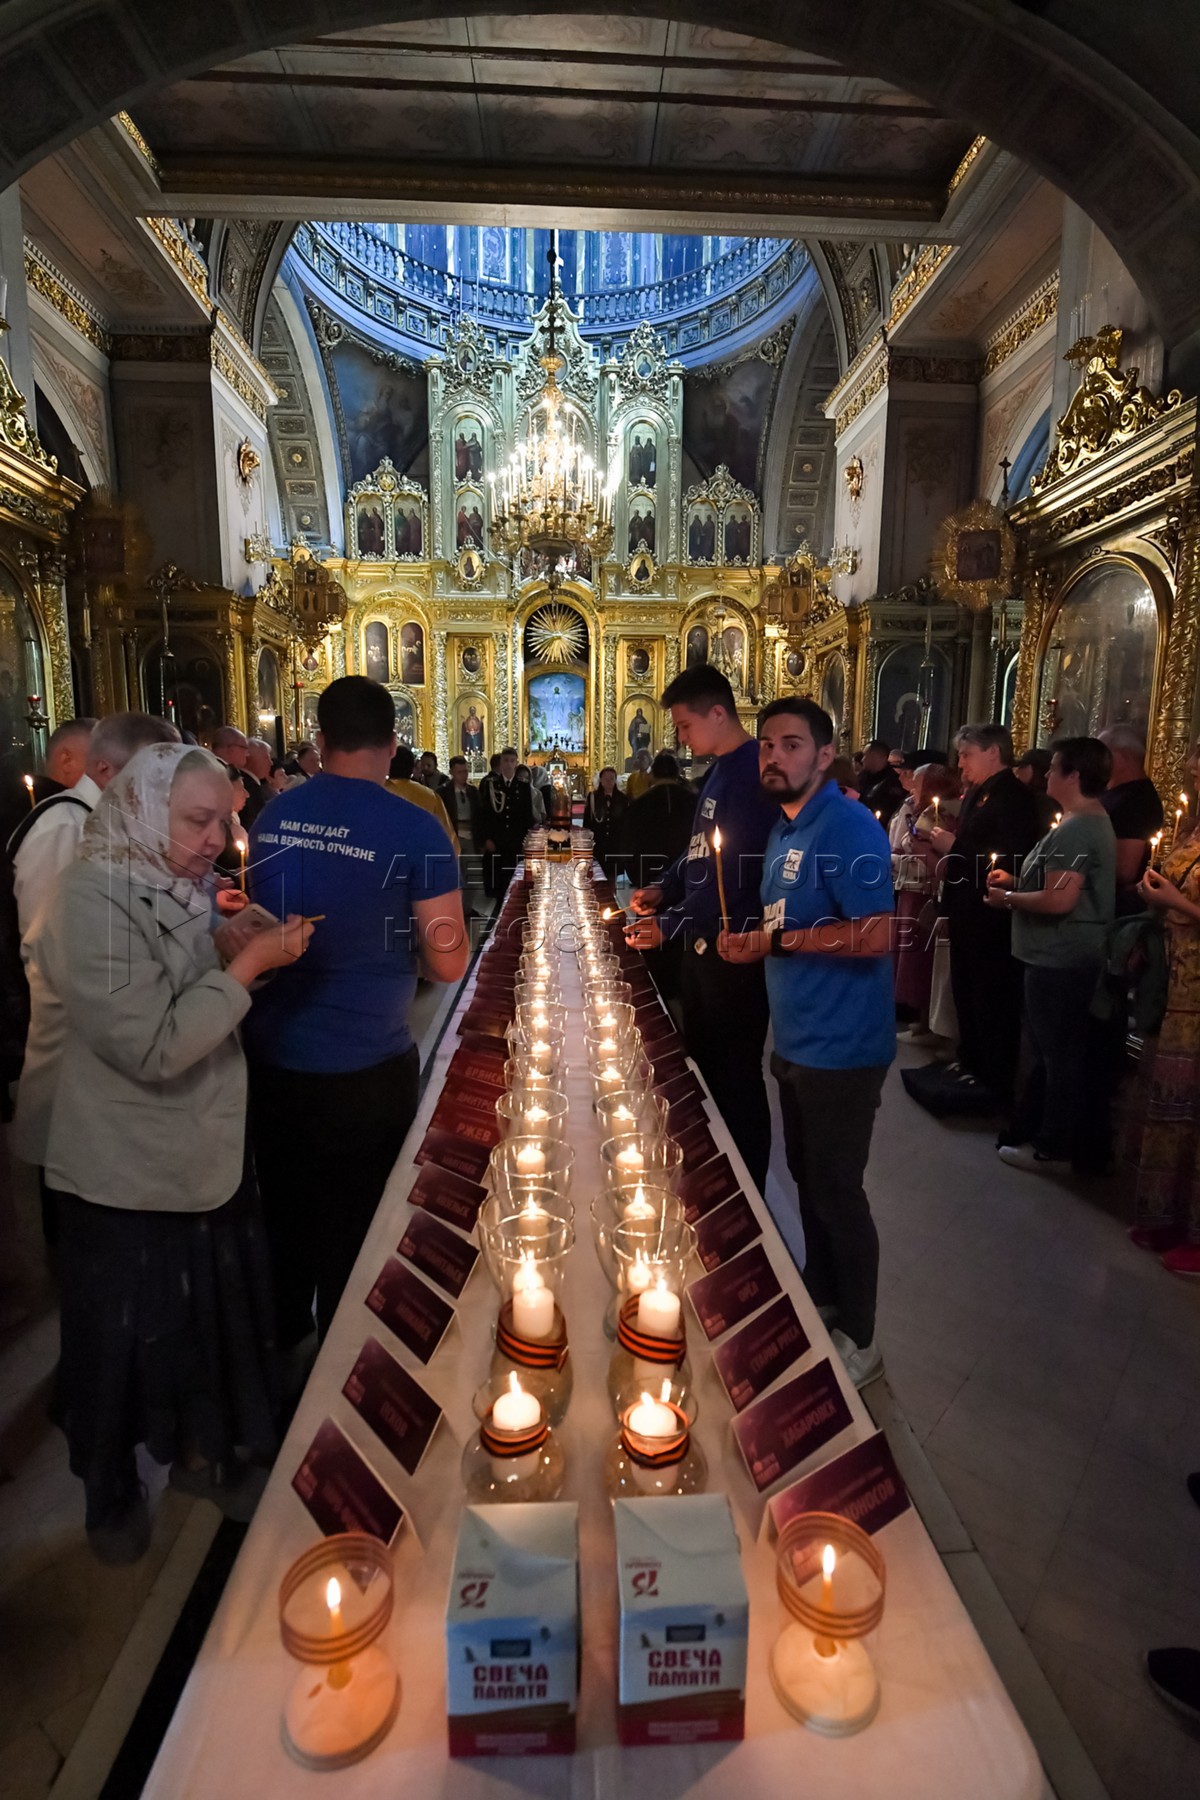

{"left": 42, "top": 718, "right": 96, "bottom": 794}
{"left": 418, "top": 749, "right": 453, "bottom": 805}
{"left": 242, "top": 737, "right": 274, "bottom": 828}
{"left": 626, "top": 666, "right": 779, "bottom": 1194}
{"left": 987, "top": 738, "right": 1116, "bottom": 1174}
{"left": 285, "top": 741, "right": 320, "bottom": 782}
{"left": 212, "top": 725, "right": 266, "bottom": 831}
{"left": 266, "top": 757, "right": 290, "bottom": 796}
{"left": 619, "top": 752, "right": 696, "bottom": 1003}
{"left": 583, "top": 767, "right": 627, "bottom": 883}
{"left": 829, "top": 755, "right": 861, "bottom": 796}
{"left": 38, "top": 742, "right": 313, "bottom": 1562}
{"left": 479, "top": 746, "right": 536, "bottom": 895}
{"left": 488, "top": 751, "right": 502, "bottom": 777}
{"left": 926, "top": 723, "right": 1041, "bottom": 1109}
{"left": 386, "top": 745, "right": 457, "bottom": 850}
{"left": 626, "top": 748, "right": 654, "bottom": 801}
{"left": 892, "top": 762, "right": 962, "bottom": 1042}
{"left": 856, "top": 737, "right": 907, "bottom": 826}
{"left": 1014, "top": 746, "right": 1056, "bottom": 834}
{"left": 1125, "top": 740, "right": 1200, "bottom": 1270}
{"left": 246, "top": 678, "right": 467, "bottom": 1347}
{"left": 446, "top": 754, "right": 486, "bottom": 911}
{"left": 1098, "top": 724, "right": 1164, "bottom": 915}
{"left": 718, "top": 698, "right": 895, "bottom": 1388}
{"left": 515, "top": 762, "right": 546, "bottom": 823}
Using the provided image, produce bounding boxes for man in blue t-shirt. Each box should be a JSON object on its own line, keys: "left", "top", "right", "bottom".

{"left": 245, "top": 677, "right": 467, "bottom": 1346}
{"left": 625, "top": 664, "right": 779, "bottom": 1193}
{"left": 719, "top": 698, "right": 895, "bottom": 1390}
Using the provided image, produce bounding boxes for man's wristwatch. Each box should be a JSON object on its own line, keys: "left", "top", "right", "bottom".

{"left": 769, "top": 927, "right": 794, "bottom": 957}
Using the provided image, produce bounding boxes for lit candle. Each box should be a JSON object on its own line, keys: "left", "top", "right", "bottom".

{"left": 637, "top": 1278, "right": 681, "bottom": 1339}
{"left": 595, "top": 1035, "right": 618, "bottom": 1056}
{"left": 22, "top": 773, "right": 33, "bottom": 809}
{"left": 524, "top": 1104, "right": 549, "bottom": 1129}
{"left": 613, "top": 1103, "right": 635, "bottom": 1128}
{"left": 617, "top": 1143, "right": 645, "bottom": 1173}
{"left": 932, "top": 795, "right": 940, "bottom": 826}
{"left": 511, "top": 1265, "right": 555, "bottom": 1341}
{"left": 627, "top": 1251, "right": 652, "bottom": 1294}
{"left": 520, "top": 1197, "right": 550, "bottom": 1240}
{"left": 627, "top": 1383, "right": 676, "bottom": 1438}
{"left": 492, "top": 1371, "right": 541, "bottom": 1433}
{"left": 712, "top": 823, "right": 729, "bottom": 930}
{"left": 236, "top": 834, "right": 248, "bottom": 894}
{"left": 597, "top": 1063, "right": 624, "bottom": 1090}
{"left": 325, "top": 1575, "right": 351, "bottom": 1691}
{"left": 817, "top": 1543, "right": 838, "bottom": 1658}
{"left": 516, "top": 1142, "right": 546, "bottom": 1175}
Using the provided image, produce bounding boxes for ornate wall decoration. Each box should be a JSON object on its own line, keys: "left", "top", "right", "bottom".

{"left": 24, "top": 244, "right": 112, "bottom": 355}
{"left": 983, "top": 273, "right": 1059, "bottom": 377}
{"left": 614, "top": 321, "right": 673, "bottom": 406}
{"left": 932, "top": 499, "right": 1017, "bottom": 613}
{"left": 345, "top": 458, "right": 428, "bottom": 562}
{"left": 236, "top": 438, "right": 260, "bottom": 486}
{"left": 682, "top": 464, "right": 761, "bottom": 569}
{"left": 1033, "top": 326, "right": 1184, "bottom": 491}
{"left": 39, "top": 345, "right": 111, "bottom": 484}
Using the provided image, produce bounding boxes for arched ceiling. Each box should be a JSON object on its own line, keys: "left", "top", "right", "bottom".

{"left": 2, "top": 4, "right": 1200, "bottom": 346}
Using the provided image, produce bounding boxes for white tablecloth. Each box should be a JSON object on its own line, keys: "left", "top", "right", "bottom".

{"left": 145, "top": 894, "right": 1047, "bottom": 1800}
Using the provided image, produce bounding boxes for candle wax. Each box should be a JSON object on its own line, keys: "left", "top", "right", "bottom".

{"left": 617, "top": 1145, "right": 645, "bottom": 1171}
{"left": 492, "top": 1375, "right": 541, "bottom": 1432}
{"left": 511, "top": 1280, "right": 555, "bottom": 1341}
{"left": 627, "top": 1255, "right": 652, "bottom": 1294}
{"left": 627, "top": 1394, "right": 676, "bottom": 1437}
{"left": 637, "top": 1281, "right": 681, "bottom": 1339}
{"left": 515, "top": 1144, "right": 546, "bottom": 1174}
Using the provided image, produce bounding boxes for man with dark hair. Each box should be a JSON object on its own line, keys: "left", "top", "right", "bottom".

{"left": 626, "top": 664, "right": 779, "bottom": 1191}
{"left": 923, "top": 721, "right": 1041, "bottom": 1111}
{"left": 386, "top": 745, "right": 456, "bottom": 848}
{"left": 857, "top": 737, "right": 906, "bottom": 826}
{"left": 418, "top": 748, "right": 453, "bottom": 805}
{"left": 479, "top": 745, "right": 535, "bottom": 896}
{"left": 1098, "top": 725, "right": 1164, "bottom": 914}
{"left": 246, "top": 676, "right": 468, "bottom": 1344}
{"left": 718, "top": 698, "right": 895, "bottom": 1386}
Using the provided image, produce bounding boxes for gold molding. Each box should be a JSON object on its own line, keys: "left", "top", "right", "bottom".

{"left": 885, "top": 242, "right": 954, "bottom": 332}
{"left": 1033, "top": 325, "right": 1184, "bottom": 492}
{"left": 947, "top": 136, "right": 987, "bottom": 197}
{"left": 830, "top": 344, "right": 979, "bottom": 438}
{"left": 141, "top": 215, "right": 209, "bottom": 309}
{"left": 982, "top": 272, "right": 1059, "bottom": 377}
{"left": 116, "top": 111, "right": 160, "bottom": 178}
{"left": 211, "top": 339, "right": 270, "bottom": 423}
{"left": 23, "top": 245, "right": 111, "bottom": 355}
{"left": 825, "top": 243, "right": 958, "bottom": 431}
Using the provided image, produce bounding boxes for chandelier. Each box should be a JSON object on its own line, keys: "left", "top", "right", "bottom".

{"left": 489, "top": 231, "right": 614, "bottom": 587}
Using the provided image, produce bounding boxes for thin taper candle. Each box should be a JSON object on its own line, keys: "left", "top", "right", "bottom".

{"left": 712, "top": 824, "right": 729, "bottom": 932}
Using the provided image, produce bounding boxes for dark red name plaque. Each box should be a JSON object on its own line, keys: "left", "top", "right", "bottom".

{"left": 292, "top": 1416, "right": 405, "bottom": 1544}
{"left": 343, "top": 1336, "right": 443, "bottom": 1476}
{"left": 731, "top": 1358, "right": 854, "bottom": 1494}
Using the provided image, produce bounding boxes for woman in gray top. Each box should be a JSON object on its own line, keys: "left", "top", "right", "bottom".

{"left": 984, "top": 737, "right": 1116, "bottom": 1174}
{"left": 40, "top": 743, "right": 312, "bottom": 1562}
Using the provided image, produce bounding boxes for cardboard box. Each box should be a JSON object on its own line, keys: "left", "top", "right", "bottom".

{"left": 614, "top": 1494, "right": 748, "bottom": 1747}
{"left": 446, "top": 1502, "right": 579, "bottom": 1757}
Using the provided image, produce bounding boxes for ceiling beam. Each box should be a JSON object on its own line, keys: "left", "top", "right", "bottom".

{"left": 293, "top": 36, "right": 853, "bottom": 79}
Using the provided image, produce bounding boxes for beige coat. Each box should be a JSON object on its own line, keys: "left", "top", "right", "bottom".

{"left": 40, "top": 860, "right": 251, "bottom": 1212}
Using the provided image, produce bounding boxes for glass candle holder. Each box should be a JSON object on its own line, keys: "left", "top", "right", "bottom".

{"left": 590, "top": 1186, "right": 686, "bottom": 1337}
{"left": 583, "top": 1000, "right": 637, "bottom": 1040}
{"left": 607, "top": 1214, "right": 693, "bottom": 1396}
{"left": 488, "top": 1137, "right": 575, "bottom": 1200}
{"left": 495, "top": 1089, "right": 570, "bottom": 1143}
{"left": 585, "top": 1028, "right": 643, "bottom": 1077}
{"left": 477, "top": 1188, "right": 574, "bottom": 1291}
{"left": 514, "top": 1000, "right": 569, "bottom": 1039}
{"left": 604, "top": 1379, "right": 707, "bottom": 1499}
{"left": 601, "top": 1134, "right": 683, "bottom": 1197}
{"left": 595, "top": 1087, "right": 668, "bottom": 1141}
{"left": 279, "top": 1532, "right": 400, "bottom": 1771}
{"left": 582, "top": 978, "right": 633, "bottom": 1008}
{"left": 501, "top": 1058, "right": 558, "bottom": 1104}
{"left": 770, "top": 1512, "right": 886, "bottom": 1737}
{"left": 462, "top": 1372, "right": 566, "bottom": 1502}
{"left": 505, "top": 1027, "right": 563, "bottom": 1080}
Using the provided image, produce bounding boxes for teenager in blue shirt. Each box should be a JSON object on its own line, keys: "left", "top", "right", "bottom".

{"left": 626, "top": 665, "right": 779, "bottom": 1193}
{"left": 719, "top": 698, "right": 895, "bottom": 1388}
{"left": 246, "top": 677, "right": 468, "bottom": 1346}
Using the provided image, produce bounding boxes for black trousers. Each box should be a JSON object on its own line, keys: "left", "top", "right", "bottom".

{"left": 948, "top": 906, "right": 1024, "bottom": 1106}
{"left": 1011, "top": 962, "right": 1102, "bottom": 1162}
{"left": 679, "top": 944, "right": 771, "bottom": 1194}
{"left": 249, "top": 1046, "right": 420, "bottom": 1348}
{"left": 483, "top": 848, "right": 519, "bottom": 897}
{"left": 771, "top": 1054, "right": 888, "bottom": 1347}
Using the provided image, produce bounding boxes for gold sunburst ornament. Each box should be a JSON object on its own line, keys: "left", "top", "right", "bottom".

{"left": 527, "top": 604, "right": 587, "bottom": 664}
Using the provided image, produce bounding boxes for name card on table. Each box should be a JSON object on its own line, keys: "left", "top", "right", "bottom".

{"left": 677, "top": 1120, "right": 720, "bottom": 1174}
{"left": 768, "top": 1430, "right": 910, "bottom": 1538}
{"left": 430, "top": 1082, "right": 502, "bottom": 1147}
{"left": 414, "top": 1124, "right": 493, "bottom": 1185}
{"left": 694, "top": 1190, "right": 762, "bottom": 1272}
{"left": 679, "top": 1152, "right": 741, "bottom": 1222}
{"left": 731, "top": 1359, "right": 854, "bottom": 1493}
{"left": 343, "top": 1337, "right": 444, "bottom": 1476}
{"left": 639, "top": 1008, "right": 678, "bottom": 1046}
{"left": 408, "top": 1160, "right": 488, "bottom": 1232}
{"left": 292, "top": 1416, "right": 405, "bottom": 1544}
{"left": 658, "top": 1068, "right": 706, "bottom": 1111}
{"left": 687, "top": 1241, "right": 782, "bottom": 1341}
{"left": 398, "top": 1208, "right": 479, "bottom": 1300}
{"left": 457, "top": 1006, "right": 510, "bottom": 1042}
{"left": 712, "top": 1294, "right": 810, "bottom": 1412}
{"left": 446, "top": 1046, "right": 508, "bottom": 1092}
{"left": 366, "top": 1255, "right": 454, "bottom": 1365}
{"left": 626, "top": 969, "right": 658, "bottom": 1000}
{"left": 667, "top": 1095, "right": 709, "bottom": 1138}
{"left": 651, "top": 1047, "right": 689, "bottom": 1087}
{"left": 458, "top": 1027, "right": 515, "bottom": 1058}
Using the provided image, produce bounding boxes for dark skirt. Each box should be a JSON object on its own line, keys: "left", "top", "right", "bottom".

{"left": 54, "top": 1176, "right": 278, "bottom": 1522}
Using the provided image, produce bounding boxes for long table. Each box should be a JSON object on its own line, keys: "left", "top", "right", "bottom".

{"left": 144, "top": 874, "right": 1048, "bottom": 1799}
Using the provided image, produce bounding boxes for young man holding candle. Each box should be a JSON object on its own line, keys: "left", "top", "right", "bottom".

{"left": 718, "top": 698, "right": 895, "bottom": 1389}
{"left": 626, "top": 665, "right": 779, "bottom": 1194}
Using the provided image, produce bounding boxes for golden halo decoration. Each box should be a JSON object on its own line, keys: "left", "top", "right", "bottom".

{"left": 526, "top": 603, "right": 587, "bottom": 665}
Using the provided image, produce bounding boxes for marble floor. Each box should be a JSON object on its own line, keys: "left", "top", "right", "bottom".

{"left": 1, "top": 1012, "right": 1198, "bottom": 1797}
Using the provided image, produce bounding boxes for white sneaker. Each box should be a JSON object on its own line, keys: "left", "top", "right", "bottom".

{"left": 896, "top": 1026, "right": 936, "bottom": 1045}
{"left": 816, "top": 1304, "right": 840, "bottom": 1327}
{"left": 997, "top": 1144, "right": 1071, "bottom": 1176}
{"left": 831, "top": 1327, "right": 884, "bottom": 1389}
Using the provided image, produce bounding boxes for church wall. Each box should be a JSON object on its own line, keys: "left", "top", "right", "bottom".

{"left": 975, "top": 309, "right": 1056, "bottom": 506}
{"left": 880, "top": 390, "right": 978, "bottom": 593}
{"left": 111, "top": 363, "right": 222, "bottom": 584}
{"left": 1054, "top": 204, "right": 1163, "bottom": 420}
{"left": 211, "top": 375, "right": 272, "bottom": 595}
{"left": 27, "top": 306, "right": 114, "bottom": 491}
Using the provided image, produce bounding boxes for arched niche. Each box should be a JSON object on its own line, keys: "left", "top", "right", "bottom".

{"left": 1033, "top": 554, "right": 1166, "bottom": 746}
{"left": 874, "top": 640, "right": 952, "bottom": 752}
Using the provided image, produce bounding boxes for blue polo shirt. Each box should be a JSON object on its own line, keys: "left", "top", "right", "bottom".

{"left": 244, "top": 773, "right": 458, "bottom": 1073}
{"left": 656, "top": 738, "right": 779, "bottom": 941}
{"left": 761, "top": 780, "right": 896, "bottom": 1070}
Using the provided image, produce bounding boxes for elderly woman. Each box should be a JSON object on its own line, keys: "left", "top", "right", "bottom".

{"left": 39, "top": 744, "right": 312, "bottom": 1564}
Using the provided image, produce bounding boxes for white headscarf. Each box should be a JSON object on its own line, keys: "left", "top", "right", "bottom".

{"left": 77, "top": 741, "right": 229, "bottom": 904}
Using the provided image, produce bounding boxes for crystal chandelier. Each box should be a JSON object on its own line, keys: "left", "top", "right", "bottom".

{"left": 488, "top": 232, "right": 614, "bottom": 587}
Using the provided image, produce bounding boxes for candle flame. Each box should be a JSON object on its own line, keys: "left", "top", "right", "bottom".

{"left": 634, "top": 1181, "right": 645, "bottom": 1206}
{"left": 235, "top": 835, "right": 248, "bottom": 858}
{"left": 508, "top": 1371, "right": 524, "bottom": 1397}
{"left": 822, "top": 1544, "right": 836, "bottom": 1580}
{"left": 660, "top": 1377, "right": 672, "bottom": 1403}
{"left": 22, "top": 774, "right": 32, "bottom": 792}
{"left": 712, "top": 825, "right": 722, "bottom": 851}
{"left": 602, "top": 906, "right": 613, "bottom": 919}
{"left": 326, "top": 1576, "right": 342, "bottom": 1611}
{"left": 639, "top": 1391, "right": 653, "bottom": 1408}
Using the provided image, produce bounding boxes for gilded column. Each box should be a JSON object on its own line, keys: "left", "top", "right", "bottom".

{"left": 216, "top": 629, "right": 241, "bottom": 729}
{"left": 122, "top": 628, "right": 140, "bottom": 711}
{"left": 330, "top": 625, "right": 347, "bottom": 680}
{"left": 431, "top": 628, "right": 449, "bottom": 766}
{"left": 244, "top": 633, "right": 261, "bottom": 733}
{"left": 1152, "top": 499, "right": 1200, "bottom": 799}
{"left": 1010, "top": 567, "right": 1053, "bottom": 754}
{"left": 36, "top": 549, "right": 72, "bottom": 726}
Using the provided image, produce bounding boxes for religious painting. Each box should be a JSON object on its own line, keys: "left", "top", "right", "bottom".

{"left": 1036, "top": 559, "right": 1159, "bottom": 744}
{"left": 394, "top": 694, "right": 415, "bottom": 746}
{"left": 821, "top": 653, "right": 846, "bottom": 740}
{"left": 456, "top": 695, "right": 488, "bottom": 761}
{"left": 723, "top": 504, "right": 753, "bottom": 565}
{"left": 683, "top": 355, "right": 775, "bottom": 491}
{"left": 393, "top": 500, "right": 423, "bottom": 557}
{"left": 685, "top": 624, "right": 709, "bottom": 667}
{"left": 876, "top": 643, "right": 949, "bottom": 753}
{"left": 460, "top": 643, "right": 482, "bottom": 680}
{"left": 364, "top": 620, "right": 390, "bottom": 683}
{"left": 955, "top": 529, "right": 1002, "bottom": 584}
{"left": 784, "top": 649, "right": 806, "bottom": 684}
{"left": 518, "top": 543, "right": 591, "bottom": 585}
{"left": 355, "top": 499, "right": 386, "bottom": 557}
{"left": 152, "top": 635, "right": 221, "bottom": 738}
{"left": 627, "top": 644, "right": 651, "bottom": 681}
{"left": 256, "top": 646, "right": 281, "bottom": 720}
{"left": 455, "top": 487, "right": 486, "bottom": 551}
{"left": 528, "top": 671, "right": 586, "bottom": 754}
{"left": 721, "top": 624, "right": 746, "bottom": 687}
{"left": 453, "top": 416, "right": 485, "bottom": 484}
{"left": 628, "top": 428, "right": 657, "bottom": 490}
{"left": 400, "top": 621, "right": 426, "bottom": 687}
{"left": 628, "top": 503, "right": 655, "bottom": 557}
{"left": 621, "top": 698, "right": 657, "bottom": 771}
{"left": 687, "top": 503, "right": 717, "bottom": 563}
{"left": 328, "top": 336, "right": 429, "bottom": 484}
{"left": 300, "top": 691, "right": 321, "bottom": 740}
